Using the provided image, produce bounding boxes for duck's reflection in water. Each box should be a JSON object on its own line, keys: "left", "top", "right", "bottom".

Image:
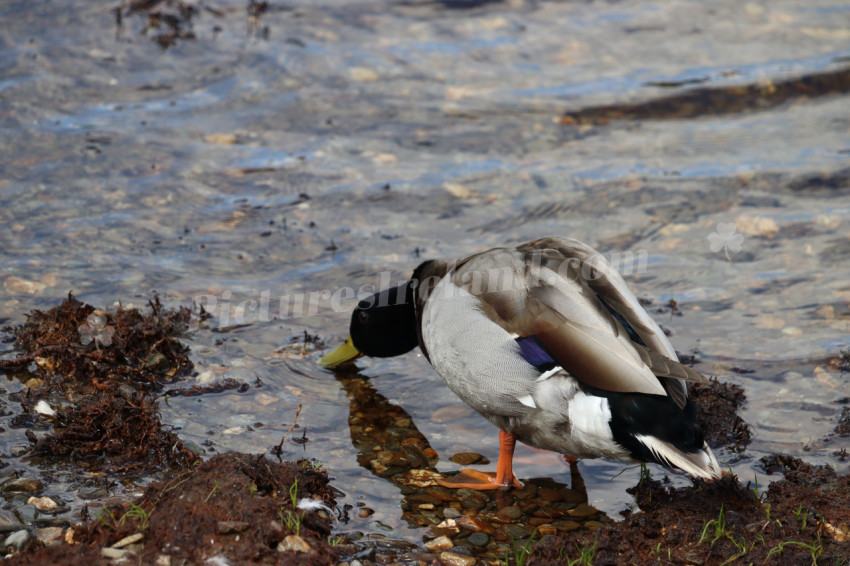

{"left": 331, "top": 368, "right": 609, "bottom": 560}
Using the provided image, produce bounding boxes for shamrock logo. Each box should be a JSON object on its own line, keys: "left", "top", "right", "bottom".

{"left": 78, "top": 311, "right": 115, "bottom": 350}
{"left": 708, "top": 222, "right": 744, "bottom": 260}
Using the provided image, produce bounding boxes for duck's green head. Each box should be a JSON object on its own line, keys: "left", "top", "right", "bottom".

{"left": 319, "top": 282, "right": 419, "bottom": 368}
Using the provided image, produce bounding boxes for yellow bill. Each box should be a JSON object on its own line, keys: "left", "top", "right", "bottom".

{"left": 319, "top": 336, "right": 364, "bottom": 368}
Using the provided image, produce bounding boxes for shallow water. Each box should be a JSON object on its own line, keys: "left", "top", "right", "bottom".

{"left": 2, "top": 0, "right": 850, "bottom": 548}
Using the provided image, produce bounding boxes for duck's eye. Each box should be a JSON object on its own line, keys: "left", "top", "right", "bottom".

{"left": 357, "top": 311, "right": 370, "bottom": 324}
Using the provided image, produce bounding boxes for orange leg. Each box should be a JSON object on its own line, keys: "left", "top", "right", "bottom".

{"left": 438, "top": 430, "right": 523, "bottom": 490}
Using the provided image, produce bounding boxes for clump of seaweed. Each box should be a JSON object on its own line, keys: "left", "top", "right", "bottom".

{"left": 0, "top": 293, "right": 197, "bottom": 473}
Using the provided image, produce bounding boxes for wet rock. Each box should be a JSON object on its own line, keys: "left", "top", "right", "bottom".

{"left": 144, "top": 352, "right": 170, "bottom": 371}
{"left": 584, "top": 520, "right": 606, "bottom": 530}
{"left": 498, "top": 505, "right": 523, "bottom": 521}
{"left": 36, "top": 526, "right": 64, "bottom": 546}
{"left": 27, "top": 495, "right": 58, "bottom": 512}
{"left": 13, "top": 504, "right": 37, "bottom": 525}
{"left": 442, "top": 507, "right": 461, "bottom": 519}
{"left": 10, "top": 445, "right": 30, "bottom": 457}
{"left": 424, "top": 535, "right": 454, "bottom": 550}
{"left": 0, "top": 510, "right": 23, "bottom": 534}
{"left": 456, "top": 488, "right": 487, "bottom": 511}
{"left": 553, "top": 519, "right": 582, "bottom": 531}
{"left": 4, "top": 529, "right": 30, "bottom": 552}
{"left": 468, "top": 532, "right": 489, "bottom": 547}
{"left": 439, "top": 550, "right": 477, "bottom": 566}
{"left": 2, "top": 478, "right": 43, "bottom": 493}
{"left": 537, "top": 487, "right": 563, "bottom": 502}
{"left": 456, "top": 515, "right": 495, "bottom": 534}
{"left": 357, "top": 507, "right": 374, "bottom": 518}
{"left": 538, "top": 525, "right": 557, "bottom": 536}
{"left": 505, "top": 524, "right": 535, "bottom": 539}
{"left": 399, "top": 469, "right": 442, "bottom": 487}
{"left": 425, "top": 486, "right": 460, "bottom": 501}
{"left": 568, "top": 503, "right": 599, "bottom": 518}
{"left": 278, "top": 534, "right": 313, "bottom": 553}
{"left": 449, "top": 452, "right": 486, "bottom": 465}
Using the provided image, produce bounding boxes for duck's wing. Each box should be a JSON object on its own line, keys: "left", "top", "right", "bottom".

{"left": 472, "top": 238, "right": 706, "bottom": 408}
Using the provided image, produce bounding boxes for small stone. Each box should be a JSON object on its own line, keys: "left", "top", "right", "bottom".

{"left": 4, "top": 529, "right": 30, "bottom": 551}
{"left": 468, "top": 532, "right": 489, "bottom": 546}
{"left": 144, "top": 352, "right": 170, "bottom": 371}
{"left": 538, "top": 525, "right": 557, "bottom": 536}
{"left": 455, "top": 515, "right": 495, "bottom": 534}
{"left": 10, "top": 445, "right": 30, "bottom": 457}
{"left": 499, "top": 505, "right": 523, "bottom": 521}
{"left": 537, "top": 487, "right": 563, "bottom": 502}
{"left": 65, "top": 528, "right": 75, "bottom": 545}
{"left": 569, "top": 503, "right": 599, "bottom": 518}
{"left": 399, "top": 469, "right": 442, "bottom": 487}
{"left": 449, "top": 452, "right": 485, "bottom": 466}
{"left": 217, "top": 521, "right": 249, "bottom": 534}
{"left": 36, "top": 527, "right": 64, "bottom": 546}
{"left": 0, "top": 510, "right": 23, "bottom": 534}
{"left": 3, "top": 478, "right": 44, "bottom": 493}
{"left": 34, "top": 400, "right": 55, "bottom": 416}
{"left": 278, "top": 534, "right": 313, "bottom": 553}
{"left": 439, "top": 551, "right": 476, "bottom": 566}
{"left": 155, "top": 555, "right": 171, "bottom": 566}
{"left": 554, "top": 519, "right": 582, "bottom": 532}
{"left": 442, "top": 507, "right": 462, "bottom": 519}
{"left": 505, "top": 524, "right": 535, "bottom": 539}
{"left": 585, "top": 520, "right": 606, "bottom": 530}
{"left": 111, "top": 533, "right": 144, "bottom": 548}
{"left": 357, "top": 507, "right": 374, "bottom": 518}
{"left": 27, "top": 496, "right": 58, "bottom": 512}
{"left": 419, "top": 503, "right": 435, "bottom": 510}
{"left": 13, "top": 505, "right": 37, "bottom": 525}
{"left": 101, "top": 547, "right": 133, "bottom": 560}
{"left": 424, "top": 535, "right": 454, "bottom": 550}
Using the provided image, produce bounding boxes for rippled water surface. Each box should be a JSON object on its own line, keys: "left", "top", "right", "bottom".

{"left": 2, "top": 0, "right": 850, "bottom": 546}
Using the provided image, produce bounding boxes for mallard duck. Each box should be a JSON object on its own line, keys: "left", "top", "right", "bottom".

{"left": 320, "top": 237, "right": 721, "bottom": 489}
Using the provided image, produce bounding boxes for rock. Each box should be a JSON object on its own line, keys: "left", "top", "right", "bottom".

{"left": 505, "top": 524, "right": 535, "bottom": 539}
{"left": 537, "top": 487, "right": 563, "bottom": 502}
{"left": 553, "top": 519, "right": 582, "bottom": 531}
{"left": 456, "top": 489, "right": 488, "bottom": 511}
{"left": 13, "top": 505, "right": 37, "bottom": 525}
{"left": 277, "top": 534, "right": 312, "bottom": 553}
{"left": 111, "top": 533, "right": 144, "bottom": 548}
{"left": 399, "top": 469, "right": 442, "bottom": 488}
{"left": 217, "top": 520, "right": 249, "bottom": 534}
{"left": 27, "top": 496, "right": 58, "bottom": 512}
{"left": 585, "top": 520, "right": 606, "bottom": 530}
{"left": 155, "top": 555, "right": 171, "bottom": 566}
{"left": 36, "top": 526, "right": 64, "bottom": 546}
{"left": 3, "top": 478, "right": 43, "bottom": 493}
{"left": 568, "top": 503, "right": 599, "bottom": 518}
{"left": 499, "top": 505, "right": 523, "bottom": 521}
{"left": 4, "top": 529, "right": 30, "bottom": 551}
{"left": 144, "top": 352, "right": 170, "bottom": 371}
{"left": 424, "top": 535, "right": 454, "bottom": 550}
{"left": 439, "top": 551, "right": 477, "bottom": 566}
{"left": 449, "top": 452, "right": 486, "bottom": 465}
{"left": 467, "top": 532, "right": 489, "bottom": 547}
{"left": 442, "top": 507, "right": 461, "bottom": 519}
{"left": 0, "top": 510, "right": 23, "bottom": 534}
{"left": 101, "top": 547, "right": 134, "bottom": 560}
{"left": 455, "top": 515, "right": 495, "bottom": 534}
{"left": 538, "top": 525, "right": 557, "bottom": 536}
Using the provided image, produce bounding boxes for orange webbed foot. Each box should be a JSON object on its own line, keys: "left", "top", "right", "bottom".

{"left": 438, "top": 469, "right": 523, "bottom": 490}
